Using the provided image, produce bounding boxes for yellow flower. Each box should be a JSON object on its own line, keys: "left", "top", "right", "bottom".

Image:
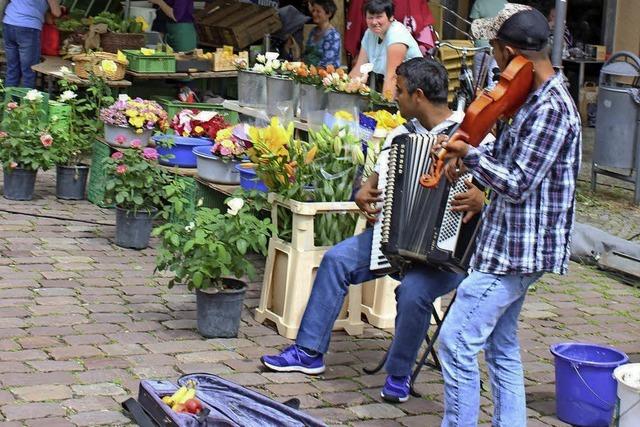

{"left": 125, "top": 109, "right": 138, "bottom": 117}
{"left": 129, "top": 116, "right": 144, "bottom": 129}
{"left": 100, "top": 59, "right": 117, "bottom": 73}
{"left": 216, "top": 127, "right": 233, "bottom": 140}
{"left": 334, "top": 110, "right": 354, "bottom": 121}
{"left": 194, "top": 126, "right": 204, "bottom": 134}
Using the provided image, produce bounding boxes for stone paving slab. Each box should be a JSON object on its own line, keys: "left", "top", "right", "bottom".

{"left": 0, "top": 129, "right": 636, "bottom": 426}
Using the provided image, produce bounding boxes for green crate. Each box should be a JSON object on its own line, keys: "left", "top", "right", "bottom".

{"left": 194, "top": 180, "right": 229, "bottom": 211}
{"left": 123, "top": 50, "right": 176, "bottom": 74}
{"left": 87, "top": 140, "right": 114, "bottom": 208}
{"left": 153, "top": 96, "right": 239, "bottom": 124}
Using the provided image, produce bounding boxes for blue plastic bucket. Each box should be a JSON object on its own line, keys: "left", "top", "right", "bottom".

{"left": 550, "top": 342, "right": 629, "bottom": 426}
{"left": 235, "top": 164, "right": 268, "bottom": 192}
{"left": 153, "top": 135, "right": 212, "bottom": 168}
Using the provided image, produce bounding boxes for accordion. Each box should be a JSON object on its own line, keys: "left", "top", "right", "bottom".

{"left": 370, "top": 133, "right": 481, "bottom": 274}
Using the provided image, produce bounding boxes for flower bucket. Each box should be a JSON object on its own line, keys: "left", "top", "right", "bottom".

{"left": 235, "top": 163, "right": 267, "bottom": 192}
{"left": 297, "top": 83, "right": 327, "bottom": 120}
{"left": 115, "top": 207, "right": 157, "bottom": 250}
{"left": 238, "top": 70, "right": 266, "bottom": 109}
{"left": 613, "top": 363, "right": 640, "bottom": 427}
{"left": 56, "top": 164, "right": 89, "bottom": 200}
{"left": 153, "top": 135, "right": 212, "bottom": 168}
{"left": 104, "top": 124, "right": 152, "bottom": 148}
{"left": 326, "top": 91, "right": 370, "bottom": 115}
{"left": 266, "top": 75, "right": 298, "bottom": 118}
{"left": 3, "top": 168, "right": 37, "bottom": 201}
{"left": 196, "top": 278, "right": 247, "bottom": 338}
{"left": 550, "top": 342, "right": 629, "bottom": 427}
{"left": 193, "top": 146, "right": 241, "bottom": 184}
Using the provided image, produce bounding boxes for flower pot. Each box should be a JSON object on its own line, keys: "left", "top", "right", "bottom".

{"left": 104, "top": 124, "right": 152, "bottom": 148}
{"left": 266, "top": 75, "right": 298, "bottom": 119}
{"left": 55, "top": 164, "right": 89, "bottom": 200}
{"left": 326, "top": 91, "right": 371, "bottom": 114}
{"left": 193, "top": 146, "right": 241, "bottom": 184}
{"left": 115, "top": 206, "right": 157, "bottom": 250}
{"left": 297, "top": 83, "right": 327, "bottom": 120}
{"left": 235, "top": 163, "right": 268, "bottom": 192}
{"left": 196, "top": 278, "right": 247, "bottom": 338}
{"left": 238, "top": 70, "right": 266, "bottom": 109}
{"left": 153, "top": 135, "right": 212, "bottom": 168}
{"left": 3, "top": 168, "right": 37, "bottom": 200}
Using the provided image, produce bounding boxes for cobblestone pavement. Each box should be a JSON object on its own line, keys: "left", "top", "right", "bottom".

{"left": 0, "top": 128, "right": 637, "bottom": 426}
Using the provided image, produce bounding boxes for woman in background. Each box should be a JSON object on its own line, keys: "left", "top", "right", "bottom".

{"left": 148, "top": 0, "right": 197, "bottom": 52}
{"left": 3, "top": 0, "right": 62, "bottom": 88}
{"left": 302, "top": 0, "right": 341, "bottom": 67}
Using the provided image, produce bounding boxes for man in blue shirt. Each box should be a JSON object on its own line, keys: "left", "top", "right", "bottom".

{"left": 434, "top": 4, "right": 581, "bottom": 426}
{"left": 3, "top": 0, "right": 62, "bottom": 88}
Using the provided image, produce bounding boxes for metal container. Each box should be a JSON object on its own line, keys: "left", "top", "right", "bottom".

{"left": 238, "top": 70, "right": 267, "bottom": 108}
{"left": 266, "top": 75, "right": 298, "bottom": 118}
{"left": 193, "top": 146, "right": 241, "bottom": 184}
{"left": 326, "top": 91, "right": 371, "bottom": 115}
{"left": 104, "top": 124, "right": 152, "bottom": 148}
{"left": 591, "top": 51, "right": 640, "bottom": 204}
{"left": 297, "top": 83, "right": 327, "bottom": 120}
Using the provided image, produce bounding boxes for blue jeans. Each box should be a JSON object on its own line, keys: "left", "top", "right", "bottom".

{"left": 296, "top": 228, "right": 462, "bottom": 376}
{"left": 438, "top": 271, "right": 543, "bottom": 427}
{"left": 3, "top": 23, "right": 42, "bottom": 88}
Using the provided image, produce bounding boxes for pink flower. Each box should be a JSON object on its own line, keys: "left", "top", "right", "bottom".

{"left": 6, "top": 102, "right": 18, "bottom": 111}
{"left": 0, "top": 131, "right": 8, "bottom": 138}
{"left": 40, "top": 134, "right": 53, "bottom": 147}
{"left": 142, "top": 147, "right": 158, "bottom": 160}
{"left": 130, "top": 139, "right": 142, "bottom": 149}
{"left": 219, "top": 146, "right": 232, "bottom": 157}
{"left": 9, "top": 162, "right": 17, "bottom": 169}
{"left": 111, "top": 151, "right": 124, "bottom": 160}
{"left": 116, "top": 164, "right": 128, "bottom": 175}
{"left": 115, "top": 134, "right": 127, "bottom": 144}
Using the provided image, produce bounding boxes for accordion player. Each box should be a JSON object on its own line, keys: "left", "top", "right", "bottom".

{"left": 370, "top": 132, "right": 483, "bottom": 275}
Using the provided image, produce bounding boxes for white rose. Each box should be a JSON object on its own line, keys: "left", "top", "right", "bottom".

{"left": 265, "top": 51, "right": 279, "bottom": 61}
{"left": 271, "top": 59, "right": 281, "bottom": 70}
{"left": 184, "top": 221, "right": 195, "bottom": 232}
{"left": 197, "top": 198, "right": 204, "bottom": 207}
{"left": 264, "top": 65, "right": 273, "bottom": 74}
{"left": 256, "top": 54, "right": 266, "bottom": 64}
{"left": 59, "top": 90, "right": 77, "bottom": 102}
{"left": 118, "top": 94, "right": 130, "bottom": 102}
{"left": 226, "top": 198, "right": 245, "bottom": 216}
{"left": 25, "top": 89, "right": 43, "bottom": 102}
{"left": 252, "top": 63, "right": 265, "bottom": 73}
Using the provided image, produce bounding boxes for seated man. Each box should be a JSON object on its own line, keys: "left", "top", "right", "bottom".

{"left": 261, "top": 57, "right": 486, "bottom": 403}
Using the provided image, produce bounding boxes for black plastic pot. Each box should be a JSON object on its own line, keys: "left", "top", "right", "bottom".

{"left": 56, "top": 164, "right": 89, "bottom": 200}
{"left": 3, "top": 167, "right": 37, "bottom": 200}
{"left": 115, "top": 207, "right": 156, "bottom": 249}
{"left": 196, "top": 278, "right": 247, "bottom": 338}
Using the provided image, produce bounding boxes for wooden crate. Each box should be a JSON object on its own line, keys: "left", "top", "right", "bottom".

{"left": 212, "top": 50, "right": 248, "bottom": 71}
{"left": 195, "top": 0, "right": 281, "bottom": 49}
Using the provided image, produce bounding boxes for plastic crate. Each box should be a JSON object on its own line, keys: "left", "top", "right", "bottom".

{"left": 87, "top": 139, "right": 114, "bottom": 208}
{"left": 123, "top": 50, "right": 176, "bottom": 74}
{"left": 153, "top": 96, "right": 240, "bottom": 124}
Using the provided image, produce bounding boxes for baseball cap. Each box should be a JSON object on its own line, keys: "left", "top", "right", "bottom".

{"left": 471, "top": 3, "right": 550, "bottom": 51}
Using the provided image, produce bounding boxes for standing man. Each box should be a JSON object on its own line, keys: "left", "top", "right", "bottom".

{"left": 435, "top": 4, "right": 582, "bottom": 426}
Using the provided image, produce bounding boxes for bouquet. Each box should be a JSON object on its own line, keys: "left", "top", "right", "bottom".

{"left": 290, "top": 63, "right": 325, "bottom": 86}
{"left": 211, "top": 125, "right": 249, "bottom": 160}
{"left": 169, "top": 109, "right": 230, "bottom": 140}
{"left": 99, "top": 95, "right": 168, "bottom": 133}
{"left": 322, "top": 66, "right": 371, "bottom": 95}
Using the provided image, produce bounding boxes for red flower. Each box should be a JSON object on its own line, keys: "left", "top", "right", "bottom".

{"left": 40, "top": 134, "right": 53, "bottom": 147}
{"left": 116, "top": 164, "right": 127, "bottom": 175}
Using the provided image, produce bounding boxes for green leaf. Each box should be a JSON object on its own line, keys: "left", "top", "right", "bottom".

{"left": 193, "top": 271, "right": 203, "bottom": 287}
{"left": 236, "top": 239, "right": 248, "bottom": 255}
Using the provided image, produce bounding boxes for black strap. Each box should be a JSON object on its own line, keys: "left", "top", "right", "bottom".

{"left": 404, "top": 120, "right": 417, "bottom": 133}
{"left": 122, "top": 398, "right": 158, "bottom": 427}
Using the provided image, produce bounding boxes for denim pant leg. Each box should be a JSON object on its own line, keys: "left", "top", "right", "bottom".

{"left": 296, "top": 228, "right": 377, "bottom": 354}
{"left": 437, "top": 271, "right": 541, "bottom": 427}
{"left": 3, "top": 24, "right": 22, "bottom": 88}
{"left": 385, "top": 265, "right": 462, "bottom": 377}
{"left": 15, "top": 25, "right": 41, "bottom": 88}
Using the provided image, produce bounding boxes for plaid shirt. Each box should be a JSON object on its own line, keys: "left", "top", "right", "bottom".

{"left": 463, "top": 72, "right": 582, "bottom": 275}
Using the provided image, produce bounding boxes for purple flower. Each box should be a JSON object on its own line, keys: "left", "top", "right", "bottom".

{"left": 142, "top": 147, "right": 158, "bottom": 160}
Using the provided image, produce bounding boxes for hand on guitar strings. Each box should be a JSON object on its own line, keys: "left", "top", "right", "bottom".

{"left": 450, "top": 180, "right": 484, "bottom": 223}
{"left": 355, "top": 187, "right": 382, "bottom": 223}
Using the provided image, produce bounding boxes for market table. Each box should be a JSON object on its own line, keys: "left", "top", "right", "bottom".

{"left": 31, "top": 56, "right": 132, "bottom": 95}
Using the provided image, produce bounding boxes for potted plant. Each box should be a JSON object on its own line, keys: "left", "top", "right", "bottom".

{"left": 194, "top": 124, "right": 249, "bottom": 184}
{"left": 152, "top": 109, "right": 230, "bottom": 168}
{"left": 0, "top": 90, "right": 56, "bottom": 200}
{"left": 103, "top": 145, "right": 169, "bottom": 249}
{"left": 235, "top": 56, "right": 267, "bottom": 108}
{"left": 153, "top": 180, "right": 274, "bottom": 338}
{"left": 50, "top": 85, "right": 97, "bottom": 200}
{"left": 99, "top": 95, "right": 167, "bottom": 148}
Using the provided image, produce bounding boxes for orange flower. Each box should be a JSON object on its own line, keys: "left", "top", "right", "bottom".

{"left": 336, "top": 68, "right": 345, "bottom": 77}
{"left": 309, "top": 65, "right": 318, "bottom": 76}
{"left": 318, "top": 69, "right": 328, "bottom": 78}
{"left": 326, "top": 64, "right": 335, "bottom": 73}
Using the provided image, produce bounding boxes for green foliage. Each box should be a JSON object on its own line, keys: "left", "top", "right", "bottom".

{"left": 153, "top": 180, "right": 274, "bottom": 291}
{"left": 103, "top": 146, "right": 169, "bottom": 213}
{"left": 91, "top": 11, "right": 144, "bottom": 33}
{"left": 0, "top": 93, "right": 56, "bottom": 171}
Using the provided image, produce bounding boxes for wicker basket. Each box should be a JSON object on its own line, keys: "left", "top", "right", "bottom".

{"left": 72, "top": 52, "right": 128, "bottom": 80}
{"left": 100, "top": 32, "right": 145, "bottom": 53}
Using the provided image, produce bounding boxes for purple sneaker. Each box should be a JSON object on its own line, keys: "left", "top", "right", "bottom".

{"left": 261, "top": 345, "right": 325, "bottom": 375}
{"left": 380, "top": 375, "right": 410, "bottom": 403}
